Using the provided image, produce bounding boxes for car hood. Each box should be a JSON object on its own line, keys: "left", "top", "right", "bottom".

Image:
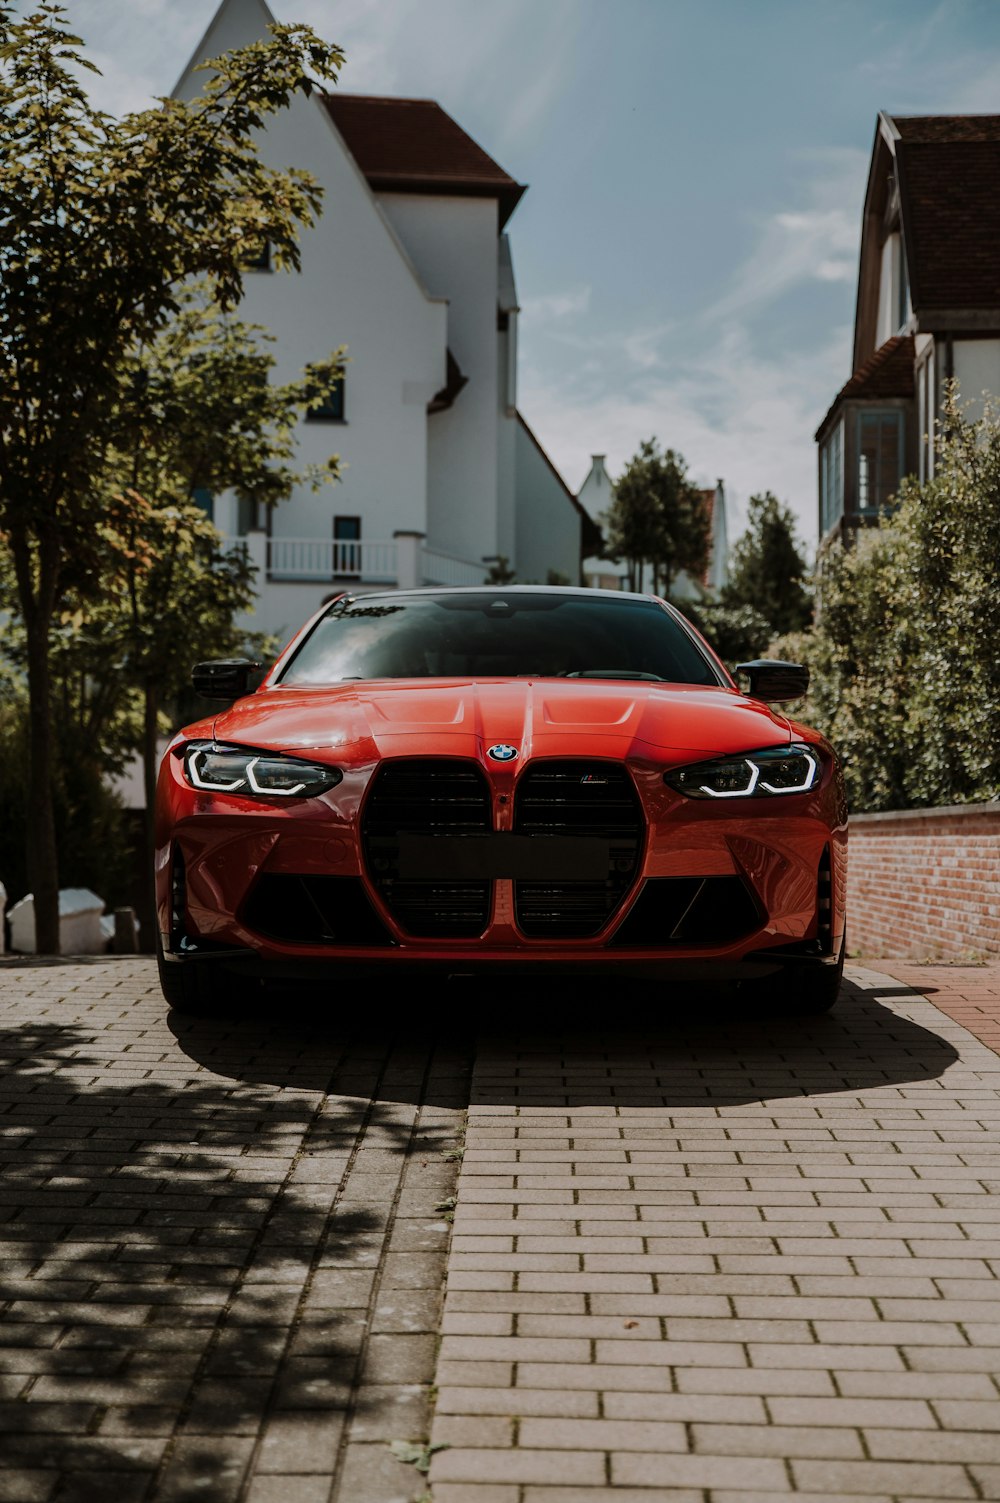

{"left": 210, "top": 679, "right": 792, "bottom": 764}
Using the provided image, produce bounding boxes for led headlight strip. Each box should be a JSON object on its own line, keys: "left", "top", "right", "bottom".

{"left": 183, "top": 742, "right": 342, "bottom": 799}
{"left": 665, "top": 744, "right": 820, "bottom": 800}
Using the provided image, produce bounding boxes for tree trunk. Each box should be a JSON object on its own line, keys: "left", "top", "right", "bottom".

{"left": 140, "top": 681, "right": 159, "bottom": 949}
{"left": 24, "top": 608, "right": 61, "bottom": 954}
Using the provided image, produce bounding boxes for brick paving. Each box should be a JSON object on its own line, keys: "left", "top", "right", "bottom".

{"left": 874, "top": 960, "right": 1000, "bottom": 1058}
{"left": 2, "top": 958, "right": 1000, "bottom": 1501}
{"left": 0, "top": 958, "right": 471, "bottom": 1503}
{"left": 429, "top": 964, "right": 1000, "bottom": 1502}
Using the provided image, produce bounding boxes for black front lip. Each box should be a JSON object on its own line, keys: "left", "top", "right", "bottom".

{"left": 160, "top": 935, "right": 836, "bottom": 981}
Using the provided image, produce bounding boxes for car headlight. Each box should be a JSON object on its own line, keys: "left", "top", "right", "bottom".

{"left": 183, "top": 742, "right": 343, "bottom": 799}
{"left": 664, "top": 744, "right": 821, "bottom": 800}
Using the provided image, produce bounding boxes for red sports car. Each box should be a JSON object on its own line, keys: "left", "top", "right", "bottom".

{"left": 155, "top": 586, "right": 847, "bottom": 1013}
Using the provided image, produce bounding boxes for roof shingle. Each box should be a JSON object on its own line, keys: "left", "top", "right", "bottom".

{"left": 325, "top": 94, "right": 526, "bottom": 228}
{"left": 890, "top": 115, "right": 1000, "bottom": 311}
{"left": 815, "top": 335, "right": 915, "bottom": 439}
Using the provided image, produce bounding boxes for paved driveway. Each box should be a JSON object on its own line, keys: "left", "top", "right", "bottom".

{"left": 1, "top": 960, "right": 999, "bottom": 1502}
{"left": 0, "top": 959, "right": 470, "bottom": 1503}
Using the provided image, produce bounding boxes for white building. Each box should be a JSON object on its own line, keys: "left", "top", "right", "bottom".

{"left": 175, "top": 0, "right": 587, "bottom": 640}
{"left": 576, "top": 453, "right": 728, "bottom": 601}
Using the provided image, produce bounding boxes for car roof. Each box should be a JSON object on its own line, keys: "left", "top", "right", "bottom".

{"left": 335, "top": 585, "right": 666, "bottom": 605}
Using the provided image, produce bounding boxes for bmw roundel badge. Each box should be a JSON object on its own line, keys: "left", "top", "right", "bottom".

{"left": 487, "top": 743, "right": 518, "bottom": 762}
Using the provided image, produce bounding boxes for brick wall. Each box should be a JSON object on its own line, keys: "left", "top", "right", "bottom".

{"left": 848, "top": 803, "right": 1000, "bottom": 959}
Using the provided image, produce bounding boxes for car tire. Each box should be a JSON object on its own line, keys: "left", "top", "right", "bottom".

{"left": 741, "top": 935, "right": 846, "bottom": 1015}
{"left": 156, "top": 936, "right": 245, "bottom": 1016}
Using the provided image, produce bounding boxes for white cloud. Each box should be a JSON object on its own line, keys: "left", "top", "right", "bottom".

{"left": 947, "top": 53, "right": 1000, "bottom": 111}
{"left": 519, "top": 321, "right": 852, "bottom": 553}
{"left": 621, "top": 324, "right": 674, "bottom": 372}
{"left": 517, "top": 148, "right": 863, "bottom": 549}
{"left": 493, "top": 44, "right": 572, "bottom": 153}
{"left": 519, "top": 287, "right": 592, "bottom": 321}
{"left": 287, "top": 0, "right": 578, "bottom": 156}
{"left": 815, "top": 258, "right": 855, "bottom": 283}
{"left": 705, "top": 147, "right": 865, "bottom": 323}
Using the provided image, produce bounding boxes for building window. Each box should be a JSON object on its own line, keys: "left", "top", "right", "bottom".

{"left": 192, "top": 487, "right": 214, "bottom": 522}
{"left": 236, "top": 497, "right": 261, "bottom": 536}
{"left": 897, "top": 241, "right": 910, "bottom": 331}
{"left": 333, "top": 515, "right": 361, "bottom": 576}
{"left": 819, "top": 420, "right": 843, "bottom": 535}
{"left": 306, "top": 373, "right": 345, "bottom": 422}
{"left": 857, "top": 410, "right": 903, "bottom": 515}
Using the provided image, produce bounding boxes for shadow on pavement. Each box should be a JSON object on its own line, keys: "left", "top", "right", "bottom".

{"left": 0, "top": 1012, "right": 470, "bottom": 1498}
{"left": 463, "top": 975, "right": 961, "bottom": 1108}
{"left": 170, "top": 974, "right": 960, "bottom": 1110}
{"left": 0, "top": 963, "right": 960, "bottom": 1496}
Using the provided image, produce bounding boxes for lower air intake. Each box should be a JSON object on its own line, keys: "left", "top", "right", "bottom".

{"left": 610, "top": 876, "right": 763, "bottom": 947}
{"left": 241, "top": 876, "right": 392, "bottom": 947}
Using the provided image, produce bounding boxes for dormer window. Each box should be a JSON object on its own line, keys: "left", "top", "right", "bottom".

{"left": 896, "top": 242, "right": 910, "bottom": 332}
{"left": 877, "top": 233, "right": 910, "bottom": 343}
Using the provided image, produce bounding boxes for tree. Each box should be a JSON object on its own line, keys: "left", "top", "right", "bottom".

{"left": 0, "top": 5, "right": 344, "bottom": 950}
{"left": 770, "top": 384, "right": 1000, "bottom": 812}
{"left": 602, "top": 439, "right": 710, "bottom": 597}
{"left": 113, "top": 289, "right": 342, "bottom": 826}
{"left": 485, "top": 555, "right": 517, "bottom": 584}
{"left": 1, "top": 287, "right": 343, "bottom": 937}
{"left": 722, "top": 491, "right": 812, "bottom": 634}
{"left": 685, "top": 601, "right": 775, "bottom": 668}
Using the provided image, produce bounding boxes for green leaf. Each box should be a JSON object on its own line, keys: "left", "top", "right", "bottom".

{"left": 388, "top": 1440, "right": 449, "bottom": 1474}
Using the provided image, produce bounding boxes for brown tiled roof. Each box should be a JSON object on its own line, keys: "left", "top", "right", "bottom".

{"left": 890, "top": 115, "right": 1000, "bottom": 311}
{"left": 325, "top": 94, "right": 526, "bottom": 228}
{"left": 893, "top": 114, "right": 1000, "bottom": 144}
{"left": 814, "top": 336, "right": 914, "bottom": 439}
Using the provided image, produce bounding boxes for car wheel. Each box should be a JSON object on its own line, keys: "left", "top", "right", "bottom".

{"left": 155, "top": 936, "right": 245, "bottom": 1016}
{"left": 741, "top": 935, "right": 846, "bottom": 1015}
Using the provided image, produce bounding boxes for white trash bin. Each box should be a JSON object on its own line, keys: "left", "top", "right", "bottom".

{"left": 8, "top": 888, "right": 107, "bottom": 955}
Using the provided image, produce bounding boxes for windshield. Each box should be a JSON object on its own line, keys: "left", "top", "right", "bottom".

{"left": 278, "top": 591, "right": 724, "bottom": 687}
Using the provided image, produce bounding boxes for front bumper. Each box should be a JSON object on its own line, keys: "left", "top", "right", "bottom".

{"left": 156, "top": 746, "right": 847, "bottom": 982}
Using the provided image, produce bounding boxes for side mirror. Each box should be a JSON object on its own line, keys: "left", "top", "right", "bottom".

{"left": 735, "top": 658, "right": 809, "bottom": 703}
{"left": 191, "top": 658, "right": 260, "bottom": 701}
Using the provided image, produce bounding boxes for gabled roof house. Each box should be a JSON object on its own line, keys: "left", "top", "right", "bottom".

{"left": 576, "top": 455, "right": 728, "bottom": 601}
{"left": 816, "top": 113, "right": 1000, "bottom": 546}
{"left": 175, "top": 0, "right": 587, "bottom": 637}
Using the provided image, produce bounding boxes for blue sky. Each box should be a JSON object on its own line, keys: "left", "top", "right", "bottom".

{"left": 66, "top": 0, "right": 1000, "bottom": 550}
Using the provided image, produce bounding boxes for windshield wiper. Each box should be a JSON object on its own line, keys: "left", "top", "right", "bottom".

{"left": 563, "top": 670, "right": 668, "bottom": 681}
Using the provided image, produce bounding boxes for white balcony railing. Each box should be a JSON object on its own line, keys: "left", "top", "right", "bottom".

{"left": 230, "top": 532, "right": 490, "bottom": 591}
{"left": 266, "top": 537, "right": 398, "bottom": 582}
